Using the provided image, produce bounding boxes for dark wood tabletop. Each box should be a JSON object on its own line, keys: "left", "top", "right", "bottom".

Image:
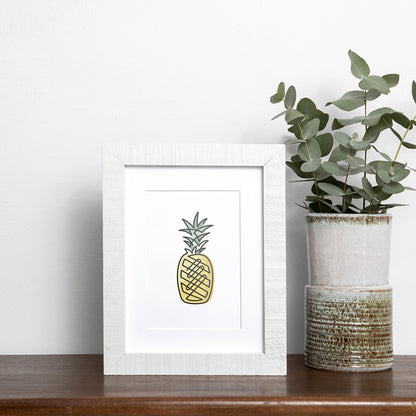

{"left": 0, "top": 354, "right": 415, "bottom": 415}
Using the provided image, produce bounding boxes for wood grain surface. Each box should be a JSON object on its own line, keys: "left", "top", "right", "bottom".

{"left": 0, "top": 355, "right": 415, "bottom": 415}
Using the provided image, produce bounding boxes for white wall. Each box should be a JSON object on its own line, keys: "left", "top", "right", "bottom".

{"left": 1, "top": 0, "right": 415, "bottom": 354}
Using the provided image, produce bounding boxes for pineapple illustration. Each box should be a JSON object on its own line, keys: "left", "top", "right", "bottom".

{"left": 177, "top": 212, "right": 214, "bottom": 304}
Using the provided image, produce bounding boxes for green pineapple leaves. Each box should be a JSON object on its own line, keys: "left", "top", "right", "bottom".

{"left": 272, "top": 50, "right": 416, "bottom": 214}
{"left": 179, "top": 212, "right": 213, "bottom": 254}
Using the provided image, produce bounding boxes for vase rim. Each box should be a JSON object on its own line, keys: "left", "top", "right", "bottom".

{"left": 306, "top": 212, "right": 392, "bottom": 225}
{"left": 306, "top": 213, "right": 392, "bottom": 217}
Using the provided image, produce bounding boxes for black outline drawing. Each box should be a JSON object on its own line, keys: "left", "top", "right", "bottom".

{"left": 177, "top": 212, "right": 214, "bottom": 304}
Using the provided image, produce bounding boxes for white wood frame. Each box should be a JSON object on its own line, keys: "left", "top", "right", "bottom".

{"left": 103, "top": 143, "right": 286, "bottom": 375}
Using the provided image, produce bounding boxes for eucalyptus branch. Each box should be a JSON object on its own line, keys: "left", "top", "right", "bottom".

{"left": 270, "top": 50, "right": 416, "bottom": 214}
{"left": 363, "top": 90, "right": 368, "bottom": 210}
{"left": 342, "top": 148, "right": 353, "bottom": 211}
{"left": 283, "top": 99, "right": 323, "bottom": 211}
{"left": 368, "top": 198, "right": 374, "bottom": 213}
{"left": 391, "top": 114, "right": 416, "bottom": 168}
{"left": 283, "top": 99, "right": 311, "bottom": 158}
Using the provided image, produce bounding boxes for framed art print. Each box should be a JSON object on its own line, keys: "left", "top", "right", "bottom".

{"left": 103, "top": 143, "right": 286, "bottom": 375}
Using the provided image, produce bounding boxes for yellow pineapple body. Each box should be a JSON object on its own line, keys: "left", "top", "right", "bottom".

{"left": 177, "top": 253, "right": 214, "bottom": 304}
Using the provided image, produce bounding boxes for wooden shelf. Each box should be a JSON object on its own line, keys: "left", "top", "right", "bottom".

{"left": 0, "top": 354, "right": 415, "bottom": 415}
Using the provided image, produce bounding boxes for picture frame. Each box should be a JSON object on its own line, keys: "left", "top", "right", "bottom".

{"left": 103, "top": 143, "right": 286, "bottom": 375}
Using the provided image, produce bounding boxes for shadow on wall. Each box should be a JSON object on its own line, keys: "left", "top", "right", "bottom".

{"left": 66, "top": 194, "right": 103, "bottom": 353}
{"left": 286, "top": 180, "right": 309, "bottom": 354}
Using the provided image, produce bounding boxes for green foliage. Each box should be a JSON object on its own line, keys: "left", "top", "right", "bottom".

{"left": 179, "top": 212, "right": 213, "bottom": 254}
{"left": 270, "top": 50, "right": 416, "bottom": 214}
{"left": 348, "top": 50, "right": 370, "bottom": 79}
{"left": 326, "top": 91, "right": 366, "bottom": 111}
{"left": 359, "top": 76, "right": 390, "bottom": 94}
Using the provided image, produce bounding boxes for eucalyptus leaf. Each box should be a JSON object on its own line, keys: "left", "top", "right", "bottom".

{"left": 412, "top": 81, "right": 416, "bottom": 104}
{"left": 362, "top": 177, "right": 376, "bottom": 198}
{"left": 372, "top": 145, "right": 392, "bottom": 161}
{"left": 301, "top": 158, "right": 321, "bottom": 172}
{"left": 382, "top": 74, "right": 399, "bottom": 88}
{"left": 291, "top": 154, "right": 302, "bottom": 163}
{"left": 348, "top": 50, "right": 370, "bottom": 79}
{"left": 377, "top": 167, "right": 391, "bottom": 183}
{"left": 350, "top": 140, "right": 371, "bottom": 150}
{"left": 285, "top": 109, "right": 304, "bottom": 123}
{"left": 334, "top": 131, "right": 351, "bottom": 147}
{"left": 321, "top": 162, "right": 348, "bottom": 176}
{"left": 295, "top": 202, "right": 311, "bottom": 211}
{"left": 382, "top": 181, "right": 405, "bottom": 194}
{"left": 346, "top": 156, "right": 365, "bottom": 167}
{"left": 287, "top": 117, "right": 306, "bottom": 126}
{"left": 390, "top": 125, "right": 404, "bottom": 141}
{"left": 391, "top": 168, "right": 410, "bottom": 182}
{"left": 375, "top": 188, "right": 391, "bottom": 201}
{"left": 306, "top": 196, "right": 342, "bottom": 213}
{"left": 332, "top": 116, "right": 365, "bottom": 130}
{"left": 312, "top": 111, "right": 329, "bottom": 131}
{"left": 391, "top": 161, "right": 406, "bottom": 169}
{"left": 302, "top": 118, "right": 320, "bottom": 139}
{"left": 350, "top": 165, "right": 376, "bottom": 175}
{"left": 271, "top": 82, "right": 285, "bottom": 103}
{"left": 271, "top": 109, "right": 288, "bottom": 120}
{"left": 318, "top": 182, "right": 345, "bottom": 197}
{"left": 391, "top": 112, "right": 412, "bottom": 129}
{"left": 286, "top": 161, "right": 313, "bottom": 178}
{"left": 284, "top": 138, "right": 304, "bottom": 145}
{"left": 295, "top": 98, "right": 329, "bottom": 130}
{"left": 376, "top": 160, "right": 393, "bottom": 171}
{"left": 359, "top": 75, "right": 390, "bottom": 94}
{"left": 365, "top": 116, "right": 392, "bottom": 142}
{"left": 326, "top": 90, "right": 365, "bottom": 111}
{"left": 314, "top": 166, "right": 332, "bottom": 181}
{"left": 315, "top": 133, "right": 333, "bottom": 156}
{"left": 362, "top": 107, "right": 397, "bottom": 126}
{"left": 285, "top": 86, "right": 296, "bottom": 108}
{"left": 297, "top": 143, "right": 309, "bottom": 161}
{"left": 319, "top": 175, "right": 344, "bottom": 189}
{"left": 367, "top": 89, "right": 382, "bottom": 101}
{"left": 286, "top": 124, "right": 303, "bottom": 140}
{"left": 311, "top": 182, "right": 320, "bottom": 196}
{"left": 297, "top": 98, "right": 316, "bottom": 115}
{"left": 308, "top": 137, "right": 322, "bottom": 158}
{"left": 352, "top": 186, "right": 373, "bottom": 202}
{"left": 340, "top": 145, "right": 355, "bottom": 157}
{"left": 380, "top": 203, "right": 409, "bottom": 208}
{"left": 329, "top": 146, "right": 348, "bottom": 162}
{"left": 402, "top": 141, "right": 416, "bottom": 149}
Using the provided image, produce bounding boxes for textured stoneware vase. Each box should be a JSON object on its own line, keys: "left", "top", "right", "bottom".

{"left": 305, "top": 213, "right": 393, "bottom": 372}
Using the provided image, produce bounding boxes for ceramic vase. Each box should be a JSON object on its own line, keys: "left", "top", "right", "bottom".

{"left": 304, "top": 213, "right": 393, "bottom": 372}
